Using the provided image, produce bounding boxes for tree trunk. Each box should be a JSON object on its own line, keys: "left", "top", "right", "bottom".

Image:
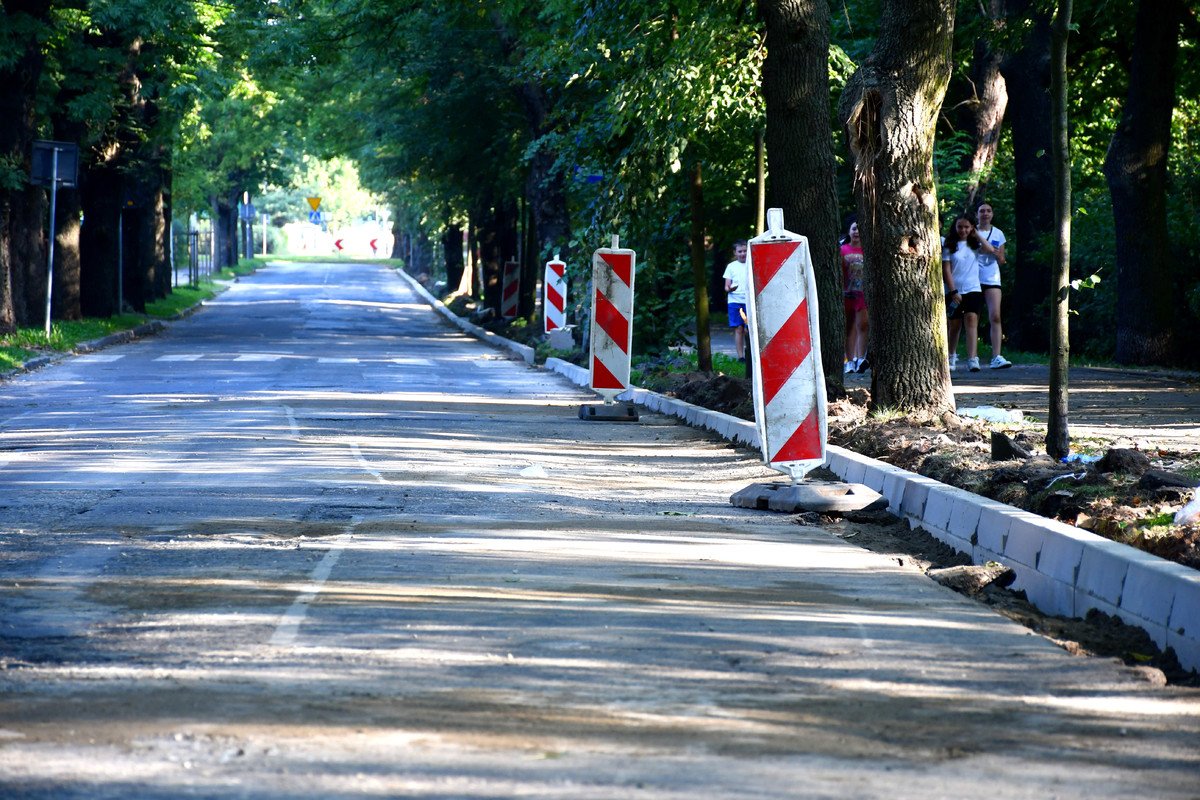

{"left": 1046, "top": 0, "right": 1074, "bottom": 460}
{"left": 0, "top": 0, "right": 51, "bottom": 333}
{"left": 837, "top": 0, "right": 957, "bottom": 420}
{"left": 442, "top": 218, "right": 465, "bottom": 292}
{"left": 80, "top": 161, "right": 121, "bottom": 318}
{"left": 52, "top": 188, "right": 82, "bottom": 321}
{"left": 1104, "top": 0, "right": 1183, "bottom": 366}
{"left": 957, "top": 0, "right": 1008, "bottom": 211}
{"left": 1000, "top": 3, "right": 1054, "bottom": 352}
{"left": 688, "top": 161, "right": 713, "bottom": 372}
{"left": 759, "top": 0, "right": 845, "bottom": 389}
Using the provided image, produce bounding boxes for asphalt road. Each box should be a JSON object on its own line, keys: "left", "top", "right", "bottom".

{"left": 1, "top": 260, "right": 1197, "bottom": 798}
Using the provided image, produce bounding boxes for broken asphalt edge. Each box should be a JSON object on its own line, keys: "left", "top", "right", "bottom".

{"left": 397, "top": 268, "right": 1200, "bottom": 674}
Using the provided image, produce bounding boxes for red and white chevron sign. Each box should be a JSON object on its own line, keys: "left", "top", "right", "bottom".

{"left": 746, "top": 209, "right": 827, "bottom": 480}
{"left": 544, "top": 258, "right": 567, "bottom": 334}
{"left": 501, "top": 260, "right": 520, "bottom": 319}
{"left": 588, "top": 238, "right": 636, "bottom": 402}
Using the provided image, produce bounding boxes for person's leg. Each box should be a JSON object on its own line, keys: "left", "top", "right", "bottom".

{"left": 985, "top": 286, "right": 1003, "bottom": 355}
{"left": 965, "top": 311, "right": 979, "bottom": 360}
{"left": 734, "top": 324, "right": 745, "bottom": 359}
{"left": 854, "top": 309, "right": 869, "bottom": 360}
{"left": 947, "top": 317, "right": 962, "bottom": 357}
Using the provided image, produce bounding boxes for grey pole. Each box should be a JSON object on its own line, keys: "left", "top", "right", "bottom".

{"left": 43, "top": 148, "right": 59, "bottom": 337}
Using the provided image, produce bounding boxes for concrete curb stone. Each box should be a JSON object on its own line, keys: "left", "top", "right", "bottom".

{"left": 405, "top": 270, "right": 1200, "bottom": 674}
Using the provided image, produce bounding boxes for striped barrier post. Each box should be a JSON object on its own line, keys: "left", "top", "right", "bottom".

{"left": 501, "top": 259, "right": 520, "bottom": 319}
{"left": 544, "top": 257, "right": 567, "bottom": 334}
{"left": 580, "top": 236, "right": 638, "bottom": 421}
{"left": 745, "top": 208, "right": 827, "bottom": 481}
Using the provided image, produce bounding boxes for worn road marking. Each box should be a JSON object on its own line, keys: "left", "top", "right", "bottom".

{"left": 283, "top": 405, "right": 300, "bottom": 438}
{"left": 268, "top": 527, "right": 355, "bottom": 648}
{"left": 350, "top": 442, "right": 391, "bottom": 485}
{"left": 318, "top": 357, "right": 359, "bottom": 364}
{"left": 75, "top": 354, "right": 124, "bottom": 363}
{"left": 234, "top": 354, "right": 284, "bottom": 362}
{"left": 155, "top": 354, "right": 204, "bottom": 362}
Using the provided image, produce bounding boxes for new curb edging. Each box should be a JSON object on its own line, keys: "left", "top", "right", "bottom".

{"left": 399, "top": 270, "right": 535, "bottom": 364}
{"left": 407, "top": 273, "right": 1199, "bottom": 673}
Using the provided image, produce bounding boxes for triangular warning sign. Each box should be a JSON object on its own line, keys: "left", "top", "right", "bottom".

{"left": 306, "top": 197, "right": 322, "bottom": 211}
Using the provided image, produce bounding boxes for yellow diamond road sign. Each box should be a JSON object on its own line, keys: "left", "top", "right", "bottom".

{"left": 306, "top": 197, "right": 322, "bottom": 211}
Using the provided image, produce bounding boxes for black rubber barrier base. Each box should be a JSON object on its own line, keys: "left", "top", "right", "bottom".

{"left": 578, "top": 403, "right": 640, "bottom": 422}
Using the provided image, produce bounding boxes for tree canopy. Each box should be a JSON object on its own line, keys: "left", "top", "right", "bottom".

{"left": 3, "top": 0, "right": 1198, "bottom": 384}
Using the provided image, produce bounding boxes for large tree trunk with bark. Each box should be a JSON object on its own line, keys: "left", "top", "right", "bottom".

{"left": 0, "top": 0, "right": 51, "bottom": 333}
{"left": 1104, "top": 0, "right": 1183, "bottom": 366}
{"left": 837, "top": 0, "right": 957, "bottom": 420}
{"left": 957, "top": 0, "right": 1008, "bottom": 211}
{"left": 1000, "top": 2, "right": 1054, "bottom": 352}
{"left": 80, "top": 159, "right": 122, "bottom": 318}
{"left": 758, "top": 0, "right": 844, "bottom": 388}
{"left": 442, "top": 217, "right": 465, "bottom": 292}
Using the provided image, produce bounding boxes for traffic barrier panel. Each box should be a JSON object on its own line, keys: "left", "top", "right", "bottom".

{"left": 501, "top": 259, "right": 520, "bottom": 319}
{"left": 745, "top": 208, "right": 827, "bottom": 481}
{"left": 544, "top": 257, "right": 567, "bottom": 334}
{"left": 587, "top": 236, "right": 636, "bottom": 405}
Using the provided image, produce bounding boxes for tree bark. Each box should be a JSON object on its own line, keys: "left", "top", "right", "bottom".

{"left": 0, "top": 0, "right": 52, "bottom": 332}
{"left": 1046, "top": 0, "right": 1074, "bottom": 460}
{"left": 1104, "top": 0, "right": 1183, "bottom": 366}
{"left": 759, "top": 0, "right": 845, "bottom": 389}
{"left": 1000, "top": 2, "right": 1054, "bottom": 352}
{"left": 957, "top": 0, "right": 1008, "bottom": 211}
{"left": 688, "top": 161, "right": 713, "bottom": 372}
{"left": 837, "top": 0, "right": 957, "bottom": 420}
{"left": 442, "top": 218, "right": 465, "bottom": 292}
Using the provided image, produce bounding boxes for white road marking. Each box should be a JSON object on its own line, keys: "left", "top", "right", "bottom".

{"left": 350, "top": 442, "right": 392, "bottom": 484}
{"left": 391, "top": 357, "right": 434, "bottom": 367}
{"left": 269, "top": 526, "right": 355, "bottom": 648}
{"left": 283, "top": 405, "right": 300, "bottom": 438}
{"left": 75, "top": 354, "right": 124, "bottom": 363}
{"left": 234, "top": 354, "right": 284, "bottom": 362}
{"left": 155, "top": 354, "right": 204, "bottom": 362}
{"left": 318, "top": 357, "right": 359, "bottom": 364}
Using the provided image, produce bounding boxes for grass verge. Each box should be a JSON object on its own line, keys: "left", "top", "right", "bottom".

{"left": 0, "top": 259, "right": 259, "bottom": 374}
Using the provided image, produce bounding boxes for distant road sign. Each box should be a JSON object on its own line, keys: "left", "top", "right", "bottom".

{"left": 307, "top": 197, "right": 321, "bottom": 211}
{"left": 308, "top": 211, "right": 321, "bottom": 224}
{"left": 31, "top": 140, "right": 79, "bottom": 188}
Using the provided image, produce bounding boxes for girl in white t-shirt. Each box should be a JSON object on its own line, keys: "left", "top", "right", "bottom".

{"left": 942, "top": 216, "right": 1000, "bottom": 372}
{"left": 975, "top": 203, "right": 1011, "bottom": 369}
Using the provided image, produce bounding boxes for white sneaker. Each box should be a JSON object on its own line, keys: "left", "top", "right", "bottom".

{"left": 989, "top": 354, "right": 1012, "bottom": 369}
{"left": 968, "top": 357, "right": 981, "bottom": 372}
{"left": 845, "top": 359, "right": 856, "bottom": 374}
{"left": 948, "top": 354, "right": 958, "bottom": 372}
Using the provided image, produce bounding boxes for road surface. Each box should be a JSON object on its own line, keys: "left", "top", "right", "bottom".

{"left": 1, "top": 260, "right": 1197, "bottom": 798}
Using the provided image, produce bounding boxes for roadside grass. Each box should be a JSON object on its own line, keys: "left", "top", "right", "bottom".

{"left": 0, "top": 260, "right": 258, "bottom": 373}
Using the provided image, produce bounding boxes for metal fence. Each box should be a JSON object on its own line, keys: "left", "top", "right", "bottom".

{"left": 173, "top": 222, "right": 213, "bottom": 288}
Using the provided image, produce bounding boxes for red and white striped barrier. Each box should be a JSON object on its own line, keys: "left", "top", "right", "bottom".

{"left": 501, "top": 259, "right": 520, "bottom": 319}
{"left": 588, "top": 236, "right": 636, "bottom": 403}
{"left": 745, "top": 208, "right": 827, "bottom": 480}
{"left": 544, "top": 257, "right": 567, "bottom": 334}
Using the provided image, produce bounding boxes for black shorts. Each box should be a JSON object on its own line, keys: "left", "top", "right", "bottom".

{"left": 980, "top": 283, "right": 1001, "bottom": 292}
{"left": 949, "top": 291, "right": 985, "bottom": 320}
